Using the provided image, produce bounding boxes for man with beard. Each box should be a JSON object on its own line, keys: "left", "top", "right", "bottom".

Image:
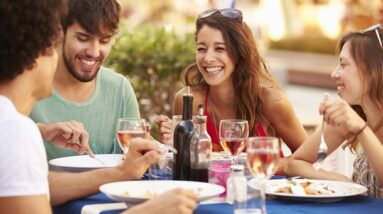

{"left": 30, "top": 0, "right": 140, "bottom": 160}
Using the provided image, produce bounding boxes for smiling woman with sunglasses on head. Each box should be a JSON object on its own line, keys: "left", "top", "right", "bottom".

{"left": 285, "top": 24, "right": 383, "bottom": 198}
{"left": 156, "top": 8, "right": 307, "bottom": 174}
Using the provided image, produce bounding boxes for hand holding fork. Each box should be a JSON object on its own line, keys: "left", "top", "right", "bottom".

{"left": 313, "top": 93, "right": 329, "bottom": 171}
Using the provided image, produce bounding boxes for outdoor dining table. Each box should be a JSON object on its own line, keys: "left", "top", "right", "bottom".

{"left": 53, "top": 177, "right": 383, "bottom": 214}
{"left": 53, "top": 192, "right": 383, "bottom": 214}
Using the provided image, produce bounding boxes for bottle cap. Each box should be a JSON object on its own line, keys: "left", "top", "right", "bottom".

{"left": 198, "top": 104, "right": 203, "bottom": 115}
{"left": 194, "top": 104, "right": 206, "bottom": 124}
{"left": 184, "top": 86, "right": 192, "bottom": 96}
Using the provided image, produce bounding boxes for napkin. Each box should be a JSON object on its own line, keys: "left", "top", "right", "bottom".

{"left": 81, "top": 202, "right": 126, "bottom": 214}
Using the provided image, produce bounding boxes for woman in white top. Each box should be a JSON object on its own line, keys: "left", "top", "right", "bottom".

{"left": 285, "top": 24, "right": 383, "bottom": 198}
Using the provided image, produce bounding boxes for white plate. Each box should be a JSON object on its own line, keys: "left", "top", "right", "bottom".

{"left": 100, "top": 180, "right": 225, "bottom": 204}
{"left": 49, "top": 154, "right": 123, "bottom": 172}
{"left": 249, "top": 179, "right": 367, "bottom": 202}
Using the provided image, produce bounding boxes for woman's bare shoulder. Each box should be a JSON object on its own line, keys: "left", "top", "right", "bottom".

{"left": 261, "top": 87, "right": 287, "bottom": 105}
{"left": 260, "top": 87, "right": 296, "bottom": 120}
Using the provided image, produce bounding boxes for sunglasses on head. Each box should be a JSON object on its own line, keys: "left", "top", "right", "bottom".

{"left": 362, "top": 24, "right": 382, "bottom": 48}
{"left": 198, "top": 8, "right": 242, "bottom": 21}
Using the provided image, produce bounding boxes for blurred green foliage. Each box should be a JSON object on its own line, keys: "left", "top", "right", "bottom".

{"left": 105, "top": 23, "right": 195, "bottom": 123}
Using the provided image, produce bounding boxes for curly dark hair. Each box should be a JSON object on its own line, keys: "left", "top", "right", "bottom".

{"left": 0, "top": 0, "right": 66, "bottom": 82}
{"left": 62, "top": 0, "right": 121, "bottom": 35}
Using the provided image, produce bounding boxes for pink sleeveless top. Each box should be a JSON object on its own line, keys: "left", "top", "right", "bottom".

{"left": 204, "top": 90, "right": 267, "bottom": 152}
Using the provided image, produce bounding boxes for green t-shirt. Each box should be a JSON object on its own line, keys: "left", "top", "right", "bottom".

{"left": 30, "top": 67, "right": 140, "bottom": 160}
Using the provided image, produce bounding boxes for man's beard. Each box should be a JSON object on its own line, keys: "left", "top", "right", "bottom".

{"left": 63, "top": 51, "right": 100, "bottom": 82}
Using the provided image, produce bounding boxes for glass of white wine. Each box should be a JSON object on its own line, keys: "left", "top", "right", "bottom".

{"left": 116, "top": 118, "right": 146, "bottom": 156}
{"left": 246, "top": 137, "right": 280, "bottom": 214}
{"left": 219, "top": 119, "right": 249, "bottom": 162}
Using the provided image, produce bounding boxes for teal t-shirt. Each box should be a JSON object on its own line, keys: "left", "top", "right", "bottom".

{"left": 30, "top": 67, "right": 140, "bottom": 160}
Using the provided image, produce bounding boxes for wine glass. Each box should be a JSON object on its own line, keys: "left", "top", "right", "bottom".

{"left": 219, "top": 119, "right": 249, "bottom": 162}
{"left": 246, "top": 137, "right": 280, "bottom": 214}
{"left": 116, "top": 118, "right": 146, "bottom": 155}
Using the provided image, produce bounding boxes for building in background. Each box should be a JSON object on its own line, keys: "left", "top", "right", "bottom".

{"left": 118, "top": 0, "right": 381, "bottom": 54}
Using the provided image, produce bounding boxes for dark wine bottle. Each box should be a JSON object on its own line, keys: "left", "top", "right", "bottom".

{"left": 190, "top": 104, "right": 212, "bottom": 182}
{"left": 173, "top": 86, "right": 194, "bottom": 180}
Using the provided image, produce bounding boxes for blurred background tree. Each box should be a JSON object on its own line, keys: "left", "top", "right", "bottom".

{"left": 105, "top": 23, "right": 195, "bottom": 121}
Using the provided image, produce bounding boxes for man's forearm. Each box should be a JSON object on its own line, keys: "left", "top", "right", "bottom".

{"left": 49, "top": 167, "right": 125, "bottom": 206}
{"left": 48, "top": 140, "right": 161, "bottom": 206}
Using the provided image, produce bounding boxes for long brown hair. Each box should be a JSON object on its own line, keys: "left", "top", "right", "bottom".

{"left": 338, "top": 27, "right": 383, "bottom": 148}
{"left": 338, "top": 28, "right": 383, "bottom": 113}
{"left": 183, "top": 11, "right": 279, "bottom": 134}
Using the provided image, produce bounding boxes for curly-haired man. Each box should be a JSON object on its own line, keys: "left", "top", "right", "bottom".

{"left": 0, "top": 0, "right": 66, "bottom": 212}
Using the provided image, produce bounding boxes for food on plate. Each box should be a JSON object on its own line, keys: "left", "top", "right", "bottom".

{"left": 276, "top": 180, "right": 336, "bottom": 196}
{"left": 122, "top": 190, "right": 158, "bottom": 198}
{"left": 122, "top": 187, "right": 202, "bottom": 199}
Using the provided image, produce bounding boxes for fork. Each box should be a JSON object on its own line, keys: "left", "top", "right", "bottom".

{"left": 92, "top": 155, "right": 106, "bottom": 166}
{"left": 75, "top": 141, "right": 106, "bottom": 166}
{"left": 313, "top": 93, "right": 329, "bottom": 171}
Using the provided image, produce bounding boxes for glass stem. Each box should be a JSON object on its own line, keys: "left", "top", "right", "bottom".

{"left": 232, "top": 155, "right": 237, "bottom": 164}
{"left": 260, "top": 179, "right": 267, "bottom": 214}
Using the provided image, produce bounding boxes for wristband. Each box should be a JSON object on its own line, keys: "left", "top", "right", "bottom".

{"left": 354, "top": 123, "right": 368, "bottom": 136}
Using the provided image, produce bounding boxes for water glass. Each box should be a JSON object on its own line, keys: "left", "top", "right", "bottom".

{"left": 233, "top": 179, "right": 264, "bottom": 214}
{"left": 149, "top": 152, "right": 173, "bottom": 180}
